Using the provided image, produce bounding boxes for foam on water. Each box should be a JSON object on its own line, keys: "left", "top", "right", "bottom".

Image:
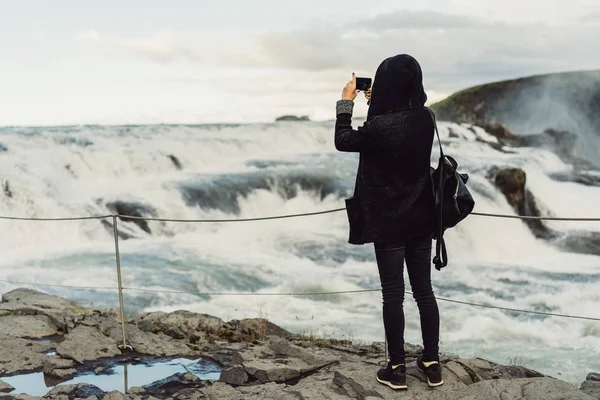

{"left": 0, "top": 121, "right": 598, "bottom": 385}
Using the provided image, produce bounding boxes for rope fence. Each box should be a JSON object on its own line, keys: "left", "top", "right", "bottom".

{"left": 0, "top": 209, "right": 599, "bottom": 222}
{"left": 0, "top": 207, "right": 598, "bottom": 352}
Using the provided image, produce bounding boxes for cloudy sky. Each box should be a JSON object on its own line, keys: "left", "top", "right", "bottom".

{"left": 1, "top": 0, "right": 599, "bottom": 126}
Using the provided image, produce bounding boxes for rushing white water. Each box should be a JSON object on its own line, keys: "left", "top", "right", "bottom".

{"left": 0, "top": 120, "right": 598, "bottom": 385}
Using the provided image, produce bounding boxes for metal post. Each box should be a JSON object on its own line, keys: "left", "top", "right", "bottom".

{"left": 124, "top": 364, "right": 129, "bottom": 394}
{"left": 112, "top": 215, "right": 128, "bottom": 351}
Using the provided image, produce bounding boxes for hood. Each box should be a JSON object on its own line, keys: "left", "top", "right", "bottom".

{"left": 367, "top": 54, "right": 428, "bottom": 120}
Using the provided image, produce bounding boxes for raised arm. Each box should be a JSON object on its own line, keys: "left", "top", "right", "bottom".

{"left": 334, "top": 73, "right": 374, "bottom": 152}
{"left": 334, "top": 100, "right": 372, "bottom": 152}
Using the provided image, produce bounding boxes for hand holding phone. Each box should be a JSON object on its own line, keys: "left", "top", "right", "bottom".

{"left": 356, "top": 77, "right": 372, "bottom": 92}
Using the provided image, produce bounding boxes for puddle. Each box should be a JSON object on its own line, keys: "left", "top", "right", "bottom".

{"left": 2, "top": 357, "right": 222, "bottom": 397}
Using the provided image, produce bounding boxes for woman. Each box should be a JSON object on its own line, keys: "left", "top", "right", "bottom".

{"left": 334, "top": 54, "right": 444, "bottom": 390}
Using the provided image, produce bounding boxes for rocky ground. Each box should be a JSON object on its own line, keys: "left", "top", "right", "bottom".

{"left": 0, "top": 288, "right": 598, "bottom": 400}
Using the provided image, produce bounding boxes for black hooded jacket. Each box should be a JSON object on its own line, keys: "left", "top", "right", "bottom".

{"left": 335, "top": 54, "right": 435, "bottom": 244}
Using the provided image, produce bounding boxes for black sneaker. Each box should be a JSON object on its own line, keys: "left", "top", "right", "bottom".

{"left": 416, "top": 356, "right": 444, "bottom": 387}
{"left": 376, "top": 362, "right": 407, "bottom": 390}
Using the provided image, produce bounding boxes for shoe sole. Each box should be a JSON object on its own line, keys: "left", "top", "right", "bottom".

{"left": 376, "top": 377, "right": 408, "bottom": 390}
{"left": 417, "top": 364, "right": 445, "bottom": 387}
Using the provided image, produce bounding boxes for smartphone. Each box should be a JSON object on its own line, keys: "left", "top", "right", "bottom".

{"left": 356, "top": 77, "right": 372, "bottom": 91}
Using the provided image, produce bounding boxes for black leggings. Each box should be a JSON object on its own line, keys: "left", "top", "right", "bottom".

{"left": 375, "top": 236, "right": 440, "bottom": 364}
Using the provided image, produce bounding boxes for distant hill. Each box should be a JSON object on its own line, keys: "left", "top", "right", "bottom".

{"left": 430, "top": 70, "right": 600, "bottom": 160}
{"left": 275, "top": 115, "right": 310, "bottom": 122}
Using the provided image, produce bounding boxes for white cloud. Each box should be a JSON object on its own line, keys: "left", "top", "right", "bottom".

{"left": 236, "top": 9, "right": 600, "bottom": 93}
{"left": 75, "top": 29, "right": 203, "bottom": 63}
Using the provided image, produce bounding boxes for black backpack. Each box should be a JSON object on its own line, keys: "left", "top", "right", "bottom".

{"left": 426, "top": 108, "right": 475, "bottom": 271}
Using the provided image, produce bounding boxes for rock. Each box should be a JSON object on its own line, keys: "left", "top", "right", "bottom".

{"left": 0, "top": 336, "right": 52, "bottom": 375}
{"left": 520, "top": 129, "right": 579, "bottom": 160}
{"left": 56, "top": 326, "right": 121, "bottom": 363}
{"left": 275, "top": 115, "right": 310, "bottom": 122}
{"left": 455, "top": 358, "right": 494, "bottom": 381}
{"left": 588, "top": 372, "right": 600, "bottom": 382}
{"left": 0, "top": 378, "right": 15, "bottom": 393}
{"left": 0, "top": 315, "right": 60, "bottom": 339}
{"left": 451, "top": 377, "right": 596, "bottom": 400}
{"left": 493, "top": 168, "right": 554, "bottom": 239}
{"left": 202, "top": 382, "right": 244, "bottom": 400}
{"left": 6, "top": 395, "right": 41, "bottom": 400}
{"left": 94, "top": 366, "right": 107, "bottom": 375}
{"left": 168, "top": 155, "right": 183, "bottom": 170}
{"left": 445, "top": 360, "right": 475, "bottom": 385}
{"left": 107, "top": 324, "right": 194, "bottom": 357}
{"left": 102, "top": 390, "right": 126, "bottom": 400}
{"left": 581, "top": 373, "right": 600, "bottom": 399}
{"left": 219, "top": 366, "right": 248, "bottom": 386}
{"left": 47, "top": 367, "right": 78, "bottom": 381}
{"left": 0, "top": 288, "right": 89, "bottom": 332}
{"left": 332, "top": 371, "right": 383, "bottom": 399}
{"left": 172, "top": 387, "right": 206, "bottom": 400}
{"left": 105, "top": 201, "right": 156, "bottom": 234}
{"left": 143, "top": 373, "right": 204, "bottom": 398}
{"left": 43, "top": 356, "right": 76, "bottom": 380}
{"left": 555, "top": 231, "right": 600, "bottom": 256}
{"left": 135, "top": 311, "right": 225, "bottom": 340}
{"left": 480, "top": 123, "right": 520, "bottom": 145}
{"left": 43, "top": 356, "right": 75, "bottom": 374}
{"left": 3, "top": 180, "right": 12, "bottom": 198}
{"left": 127, "top": 386, "right": 146, "bottom": 395}
{"left": 490, "top": 364, "right": 546, "bottom": 379}
{"left": 43, "top": 383, "right": 104, "bottom": 398}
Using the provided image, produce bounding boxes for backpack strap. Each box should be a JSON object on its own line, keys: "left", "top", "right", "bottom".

{"left": 425, "top": 107, "right": 444, "bottom": 157}
{"left": 425, "top": 107, "right": 448, "bottom": 271}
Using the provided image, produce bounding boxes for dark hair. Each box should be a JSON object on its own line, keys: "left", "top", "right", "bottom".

{"left": 367, "top": 54, "right": 427, "bottom": 121}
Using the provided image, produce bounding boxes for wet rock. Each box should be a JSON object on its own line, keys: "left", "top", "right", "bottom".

{"left": 0, "top": 336, "right": 52, "bottom": 375}
{"left": 43, "top": 383, "right": 104, "bottom": 398}
{"left": 57, "top": 326, "right": 121, "bottom": 363}
{"left": 3, "top": 180, "right": 12, "bottom": 198}
{"left": 550, "top": 170, "right": 600, "bottom": 187}
{"left": 520, "top": 129, "right": 579, "bottom": 160}
{"left": 105, "top": 201, "right": 156, "bottom": 234}
{"left": 168, "top": 155, "right": 183, "bottom": 170}
{"left": 555, "top": 232, "right": 600, "bottom": 256}
{"left": 480, "top": 123, "right": 520, "bottom": 145}
{"left": 581, "top": 372, "right": 600, "bottom": 399}
{"left": 101, "top": 219, "right": 136, "bottom": 240}
{"left": 588, "top": 372, "right": 600, "bottom": 381}
{"left": 219, "top": 366, "right": 248, "bottom": 386}
{"left": 43, "top": 356, "right": 75, "bottom": 375}
{"left": 94, "top": 366, "right": 107, "bottom": 375}
{"left": 107, "top": 324, "right": 194, "bottom": 357}
{"left": 493, "top": 168, "right": 554, "bottom": 239}
{"left": 143, "top": 373, "right": 204, "bottom": 398}
{"left": 0, "top": 315, "right": 59, "bottom": 339}
{"left": 0, "top": 378, "right": 15, "bottom": 393}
